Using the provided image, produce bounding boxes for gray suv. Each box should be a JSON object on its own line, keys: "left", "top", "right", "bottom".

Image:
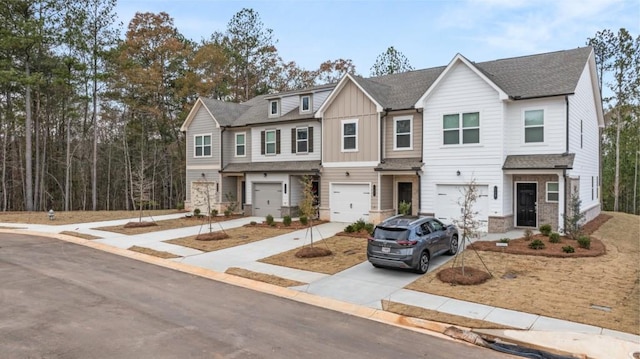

{"left": 367, "top": 216, "right": 458, "bottom": 274}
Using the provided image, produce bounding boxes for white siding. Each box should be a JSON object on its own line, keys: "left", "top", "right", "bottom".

{"left": 420, "top": 62, "right": 505, "bottom": 218}
{"left": 289, "top": 176, "right": 304, "bottom": 207}
{"left": 281, "top": 96, "right": 298, "bottom": 116}
{"left": 504, "top": 97, "right": 566, "bottom": 155}
{"left": 313, "top": 91, "right": 330, "bottom": 111}
{"left": 567, "top": 63, "right": 601, "bottom": 214}
{"left": 251, "top": 120, "right": 321, "bottom": 162}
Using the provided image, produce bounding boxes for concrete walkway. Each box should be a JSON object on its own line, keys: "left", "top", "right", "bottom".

{"left": 2, "top": 215, "right": 638, "bottom": 359}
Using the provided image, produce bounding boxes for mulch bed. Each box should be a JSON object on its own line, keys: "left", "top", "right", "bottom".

{"left": 185, "top": 214, "right": 244, "bottom": 222}
{"left": 437, "top": 266, "right": 492, "bottom": 285}
{"left": 245, "top": 220, "right": 326, "bottom": 230}
{"left": 336, "top": 230, "right": 372, "bottom": 239}
{"left": 295, "top": 246, "right": 333, "bottom": 258}
{"left": 195, "top": 232, "right": 230, "bottom": 241}
{"left": 123, "top": 221, "right": 158, "bottom": 228}
{"left": 467, "top": 213, "right": 612, "bottom": 258}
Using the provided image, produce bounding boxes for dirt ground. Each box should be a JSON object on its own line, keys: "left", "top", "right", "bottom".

{"left": 406, "top": 212, "right": 640, "bottom": 334}
{"left": 258, "top": 235, "right": 367, "bottom": 275}
{"left": 128, "top": 245, "right": 180, "bottom": 259}
{"left": 0, "top": 210, "right": 181, "bottom": 225}
{"left": 225, "top": 267, "right": 306, "bottom": 288}
{"left": 96, "top": 216, "right": 219, "bottom": 235}
{"left": 59, "top": 231, "right": 102, "bottom": 240}
{"left": 165, "top": 226, "right": 295, "bottom": 252}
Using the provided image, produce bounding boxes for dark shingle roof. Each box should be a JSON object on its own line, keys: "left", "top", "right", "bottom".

{"left": 503, "top": 153, "right": 575, "bottom": 170}
{"left": 222, "top": 161, "right": 321, "bottom": 173}
{"left": 197, "top": 47, "right": 592, "bottom": 126}
{"left": 374, "top": 158, "right": 423, "bottom": 171}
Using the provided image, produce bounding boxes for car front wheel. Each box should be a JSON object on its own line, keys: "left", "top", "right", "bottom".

{"left": 446, "top": 234, "right": 459, "bottom": 255}
{"left": 415, "top": 251, "right": 430, "bottom": 274}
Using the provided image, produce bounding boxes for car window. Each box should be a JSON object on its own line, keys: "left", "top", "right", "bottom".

{"left": 373, "top": 227, "right": 409, "bottom": 241}
{"left": 429, "top": 220, "right": 444, "bottom": 232}
{"left": 420, "top": 223, "right": 431, "bottom": 235}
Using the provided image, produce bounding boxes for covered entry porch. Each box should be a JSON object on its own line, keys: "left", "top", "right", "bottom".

{"left": 375, "top": 158, "right": 422, "bottom": 217}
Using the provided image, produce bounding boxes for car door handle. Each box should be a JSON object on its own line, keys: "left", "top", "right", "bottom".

{"left": 350, "top": 203, "right": 352, "bottom": 209}
{"left": 267, "top": 200, "right": 270, "bottom": 205}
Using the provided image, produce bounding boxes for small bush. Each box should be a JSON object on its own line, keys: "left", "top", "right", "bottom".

{"left": 562, "top": 245, "right": 575, "bottom": 253}
{"left": 499, "top": 238, "right": 510, "bottom": 243}
{"left": 523, "top": 228, "right": 534, "bottom": 241}
{"left": 283, "top": 215, "right": 292, "bottom": 226}
{"left": 549, "top": 232, "right": 561, "bottom": 243}
{"left": 249, "top": 221, "right": 257, "bottom": 226}
{"left": 344, "top": 224, "right": 355, "bottom": 233}
{"left": 364, "top": 223, "right": 375, "bottom": 235}
{"left": 265, "top": 214, "right": 274, "bottom": 225}
{"left": 528, "top": 239, "right": 545, "bottom": 250}
{"left": 299, "top": 215, "right": 308, "bottom": 226}
{"left": 193, "top": 208, "right": 201, "bottom": 217}
{"left": 176, "top": 202, "right": 185, "bottom": 210}
{"left": 354, "top": 219, "right": 367, "bottom": 231}
{"left": 211, "top": 209, "right": 218, "bottom": 217}
{"left": 539, "top": 224, "right": 552, "bottom": 236}
{"left": 224, "top": 209, "right": 232, "bottom": 217}
{"left": 398, "top": 201, "right": 411, "bottom": 215}
{"left": 577, "top": 235, "right": 591, "bottom": 249}
{"left": 269, "top": 222, "right": 276, "bottom": 227}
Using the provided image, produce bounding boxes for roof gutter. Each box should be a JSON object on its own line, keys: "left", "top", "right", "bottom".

{"left": 508, "top": 92, "right": 574, "bottom": 101}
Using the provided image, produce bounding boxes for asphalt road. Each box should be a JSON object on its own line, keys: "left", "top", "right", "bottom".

{"left": 0, "top": 233, "right": 511, "bottom": 359}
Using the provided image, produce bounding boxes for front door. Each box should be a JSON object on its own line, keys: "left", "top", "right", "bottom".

{"left": 397, "top": 182, "right": 412, "bottom": 214}
{"left": 516, "top": 183, "right": 537, "bottom": 227}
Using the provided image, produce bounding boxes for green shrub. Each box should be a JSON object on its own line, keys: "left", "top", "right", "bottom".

{"left": 364, "top": 223, "right": 375, "bottom": 235}
{"left": 211, "top": 209, "right": 218, "bottom": 217}
{"left": 299, "top": 215, "right": 308, "bottom": 226}
{"left": 354, "top": 219, "right": 367, "bottom": 232}
{"left": 224, "top": 209, "right": 232, "bottom": 217}
{"left": 265, "top": 214, "right": 274, "bottom": 225}
{"left": 398, "top": 201, "right": 411, "bottom": 215}
{"left": 549, "top": 232, "right": 561, "bottom": 243}
{"left": 577, "top": 235, "right": 591, "bottom": 249}
{"left": 528, "top": 239, "right": 545, "bottom": 250}
{"left": 499, "top": 238, "right": 510, "bottom": 243}
{"left": 249, "top": 221, "right": 257, "bottom": 226}
{"left": 523, "top": 228, "right": 534, "bottom": 241}
{"left": 562, "top": 245, "right": 575, "bottom": 253}
{"left": 283, "top": 215, "right": 292, "bottom": 226}
{"left": 344, "top": 224, "right": 355, "bottom": 233}
{"left": 269, "top": 222, "right": 276, "bottom": 227}
{"left": 539, "top": 224, "right": 552, "bottom": 236}
{"left": 193, "top": 208, "right": 201, "bottom": 217}
{"left": 176, "top": 202, "right": 185, "bottom": 210}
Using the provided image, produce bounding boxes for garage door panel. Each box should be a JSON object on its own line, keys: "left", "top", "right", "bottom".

{"left": 253, "top": 183, "right": 282, "bottom": 218}
{"left": 330, "top": 184, "right": 371, "bottom": 223}
{"left": 435, "top": 185, "right": 488, "bottom": 230}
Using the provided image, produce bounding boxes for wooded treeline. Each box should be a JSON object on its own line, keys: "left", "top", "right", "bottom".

{"left": 0, "top": 2, "right": 356, "bottom": 212}
{"left": 0, "top": 1, "right": 638, "bottom": 215}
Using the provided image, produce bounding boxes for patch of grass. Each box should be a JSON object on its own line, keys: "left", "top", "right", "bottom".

{"left": 225, "top": 267, "right": 306, "bottom": 288}
{"left": 382, "top": 300, "right": 516, "bottom": 330}
{"left": 165, "top": 227, "right": 295, "bottom": 252}
{"left": 128, "top": 245, "right": 180, "bottom": 259}
{"left": 59, "top": 231, "right": 102, "bottom": 240}
{"left": 0, "top": 210, "right": 180, "bottom": 225}
{"left": 405, "top": 212, "right": 640, "bottom": 335}
{"left": 259, "top": 235, "right": 367, "bottom": 274}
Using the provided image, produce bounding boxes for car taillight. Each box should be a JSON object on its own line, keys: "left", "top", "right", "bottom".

{"left": 396, "top": 240, "right": 418, "bottom": 246}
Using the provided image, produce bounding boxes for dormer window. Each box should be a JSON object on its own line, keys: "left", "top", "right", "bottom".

{"left": 300, "top": 95, "right": 311, "bottom": 113}
{"left": 269, "top": 100, "right": 279, "bottom": 117}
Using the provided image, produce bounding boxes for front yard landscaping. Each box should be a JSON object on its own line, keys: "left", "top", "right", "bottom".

{"left": 96, "top": 215, "right": 238, "bottom": 235}
{"left": 0, "top": 209, "right": 181, "bottom": 225}
{"left": 165, "top": 226, "right": 295, "bottom": 252}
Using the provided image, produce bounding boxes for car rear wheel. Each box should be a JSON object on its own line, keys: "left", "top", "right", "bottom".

{"left": 415, "top": 251, "right": 430, "bottom": 274}
{"left": 446, "top": 234, "right": 459, "bottom": 255}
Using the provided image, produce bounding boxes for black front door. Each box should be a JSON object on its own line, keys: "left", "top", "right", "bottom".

{"left": 517, "top": 183, "right": 537, "bottom": 227}
{"left": 398, "top": 182, "right": 412, "bottom": 214}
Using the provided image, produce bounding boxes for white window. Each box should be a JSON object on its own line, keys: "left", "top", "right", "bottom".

{"left": 194, "top": 134, "right": 211, "bottom": 157}
{"left": 394, "top": 116, "right": 412, "bottom": 150}
{"left": 235, "top": 132, "right": 246, "bottom": 157}
{"left": 296, "top": 127, "right": 308, "bottom": 153}
{"left": 265, "top": 130, "right": 276, "bottom": 155}
{"left": 300, "top": 95, "right": 311, "bottom": 113}
{"left": 443, "top": 112, "right": 479, "bottom": 145}
{"left": 341, "top": 119, "right": 358, "bottom": 151}
{"left": 546, "top": 182, "right": 559, "bottom": 202}
{"left": 524, "top": 109, "right": 544, "bottom": 143}
{"left": 269, "top": 100, "right": 279, "bottom": 117}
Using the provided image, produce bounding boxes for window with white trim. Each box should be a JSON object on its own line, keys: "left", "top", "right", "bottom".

{"left": 524, "top": 109, "right": 544, "bottom": 143}
{"left": 443, "top": 112, "right": 479, "bottom": 145}
{"left": 296, "top": 127, "right": 308, "bottom": 153}
{"left": 235, "top": 132, "right": 246, "bottom": 157}
{"left": 269, "top": 100, "right": 279, "bottom": 117}
{"left": 546, "top": 182, "right": 559, "bottom": 202}
{"left": 341, "top": 119, "right": 358, "bottom": 151}
{"left": 300, "top": 95, "right": 311, "bottom": 113}
{"left": 194, "top": 134, "right": 211, "bottom": 157}
{"left": 394, "top": 116, "right": 412, "bottom": 150}
{"left": 265, "top": 130, "right": 276, "bottom": 155}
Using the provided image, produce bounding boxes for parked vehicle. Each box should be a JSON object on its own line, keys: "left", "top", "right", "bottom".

{"left": 367, "top": 216, "right": 458, "bottom": 274}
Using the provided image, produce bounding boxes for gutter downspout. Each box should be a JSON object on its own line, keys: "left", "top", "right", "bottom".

{"left": 564, "top": 96, "right": 569, "bottom": 231}
{"left": 417, "top": 108, "right": 423, "bottom": 215}
{"left": 220, "top": 127, "right": 225, "bottom": 204}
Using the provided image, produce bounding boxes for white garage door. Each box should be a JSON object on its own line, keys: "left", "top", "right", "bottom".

{"left": 253, "top": 183, "right": 282, "bottom": 218}
{"left": 435, "top": 184, "right": 488, "bottom": 230}
{"left": 330, "top": 183, "right": 371, "bottom": 223}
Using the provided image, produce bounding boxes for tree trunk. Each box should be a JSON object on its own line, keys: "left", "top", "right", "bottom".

{"left": 24, "top": 61, "right": 33, "bottom": 211}
{"left": 614, "top": 108, "right": 621, "bottom": 212}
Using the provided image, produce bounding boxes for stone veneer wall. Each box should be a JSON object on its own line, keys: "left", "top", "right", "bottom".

{"left": 488, "top": 215, "right": 514, "bottom": 233}
{"left": 513, "top": 174, "right": 560, "bottom": 231}
{"left": 369, "top": 209, "right": 396, "bottom": 224}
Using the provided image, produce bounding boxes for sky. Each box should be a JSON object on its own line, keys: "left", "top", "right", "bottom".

{"left": 115, "top": 0, "right": 639, "bottom": 76}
